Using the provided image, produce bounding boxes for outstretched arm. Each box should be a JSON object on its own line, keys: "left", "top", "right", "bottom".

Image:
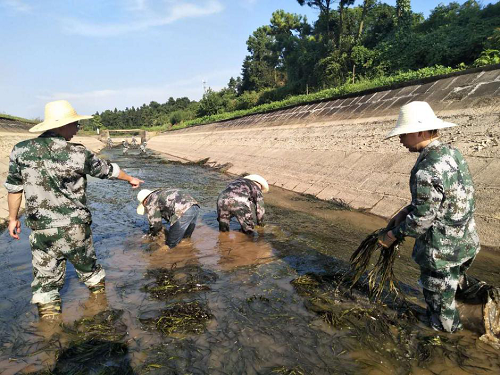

{"left": 117, "top": 170, "right": 144, "bottom": 189}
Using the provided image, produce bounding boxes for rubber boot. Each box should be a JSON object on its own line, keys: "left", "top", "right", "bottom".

{"left": 37, "top": 299, "right": 62, "bottom": 320}
{"left": 89, "top": 280, "right": 105, "bottom": 294}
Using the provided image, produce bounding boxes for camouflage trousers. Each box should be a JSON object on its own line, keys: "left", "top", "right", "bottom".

{"left": 217, "top": 199, "right": 256, "bottom": 234}
{"left": 420, "top": 257, "right": 475, "bottom": 333}
{"left": 29, "top": 224, "right": 105, "bottom": 305}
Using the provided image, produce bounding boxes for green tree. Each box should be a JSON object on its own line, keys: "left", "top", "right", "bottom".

{"left": 396, "top": 0, "right": 412, "bottom": 28}
{"left": 241, "top": 25, "right": 280, "bottom": 91}
{"left": 197, "top": 88, "right": 226, "bottom": 117}
{"left": 297, "top": 0, "right": 334, "bottom": 38}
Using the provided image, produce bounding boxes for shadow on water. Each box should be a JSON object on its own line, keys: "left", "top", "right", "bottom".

{"left": 0, "top": 148, "right": 499, "bottom": 374}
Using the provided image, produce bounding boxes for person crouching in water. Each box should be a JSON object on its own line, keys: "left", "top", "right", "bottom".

{"left": 137, "top": 188, "right": 200, "bottom": 248}
{"left": 217, "top": 175, "right": 268, "bottom": 234}
{"left": 378, "top": 101, "right": 480, "bottom": 333}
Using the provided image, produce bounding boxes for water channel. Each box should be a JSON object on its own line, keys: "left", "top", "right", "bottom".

{"left": 0, "top": 147, "right": 499, "bottom": 374}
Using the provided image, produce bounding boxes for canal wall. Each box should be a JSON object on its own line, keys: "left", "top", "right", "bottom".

{"left": 0, "top": 118, "right": 105, "bottom": 229}
{"left": 147, "top": 67, "right": 500, "bottom": 248}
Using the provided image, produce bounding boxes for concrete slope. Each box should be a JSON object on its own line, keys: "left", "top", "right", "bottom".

{"left": 148, "top": 67, "right": 500, "bottom": 248}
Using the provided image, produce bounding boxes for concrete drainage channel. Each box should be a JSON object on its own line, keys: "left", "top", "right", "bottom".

{"left": 0, "top": 149, "right": 499, "bottom": 374}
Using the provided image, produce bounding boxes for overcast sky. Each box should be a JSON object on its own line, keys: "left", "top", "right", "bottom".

{"left": 0, "top": 0, "right": 495, "bottom": 119}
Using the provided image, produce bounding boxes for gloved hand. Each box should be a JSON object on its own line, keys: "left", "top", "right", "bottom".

{"left": 378, "top": 230, "right": 397, "bottom": 248}
{"left": 387, "top": 208, "right": 409, "bottom": 229}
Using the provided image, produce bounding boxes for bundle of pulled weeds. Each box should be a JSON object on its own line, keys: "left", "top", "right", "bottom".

{"left": 143, "top": 264, "right": 217, "bottom": 300}
{"left": 349, "top": 228, "right": 404, "bottom": 301}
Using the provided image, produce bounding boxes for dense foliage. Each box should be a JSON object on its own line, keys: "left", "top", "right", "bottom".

{"left": 91, "top": 0, "right": 500, "bottom": 131}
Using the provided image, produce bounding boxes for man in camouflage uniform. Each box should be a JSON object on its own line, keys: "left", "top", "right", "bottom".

{"left": 122, "top": 140, "right": 129, "bottom": 154}
{"left": 217, "top": 175, "right": 268, "bottom": 234}
{"left": 107, "top": 137, "right": 113, "bottom": 148}
{"left": 137, "top": 188, "right": 200, "bottom": 249}
{"left": 379, "top": 101, "right": 480, "bottom": 333}
{"left": 5, "top": 100, "right": 144, "bottom": 319}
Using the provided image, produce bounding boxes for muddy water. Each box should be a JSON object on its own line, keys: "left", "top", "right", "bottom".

{"left": 0, "top": 148, "right": 499, "bottom": 374}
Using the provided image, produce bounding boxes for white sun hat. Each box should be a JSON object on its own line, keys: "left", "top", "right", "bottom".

{"left": 385, "top": 101, "right": 457, "bottom": 139}
{"left": 29, "top": 100, "right": 93, "bottom": 133}
{"left": 136, "top": 189, "right": 156, "bottom": 215}
{"left": 244, "top": 174, "right": 269, "bottom": 193}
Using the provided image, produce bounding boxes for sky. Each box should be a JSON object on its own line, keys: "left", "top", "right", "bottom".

{"left": 0, "top": 0, "right": 496, "bottom": 119}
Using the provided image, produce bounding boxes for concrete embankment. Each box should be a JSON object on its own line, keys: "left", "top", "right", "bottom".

{"left": 0, "top": 118, "right": 104, "bottom": 228}
{"left": 148, "top": 67, "right": 500, "bottom": 248}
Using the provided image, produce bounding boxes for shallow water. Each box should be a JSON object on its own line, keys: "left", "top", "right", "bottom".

{"left": 0, "top": 148, "right": 499, "bottom": 374}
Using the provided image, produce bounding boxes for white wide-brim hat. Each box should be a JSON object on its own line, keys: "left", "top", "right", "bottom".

{"left": 244, "top": 174, "right": 269, "bottom": 193}
{"left": 29, "top": 100, "right": 92, "bottom": 133}
{"left": 137, "top": 189, "right": 156, "bottom": 215}
{"left": 385, "top": 101, "right": 457, "bottom": 139}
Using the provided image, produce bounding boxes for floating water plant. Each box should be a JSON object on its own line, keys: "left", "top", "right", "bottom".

{"left": 270, "top": 366, "right": 306, "bottom": 375}
{"left": 141, "top": 301, "right": 212, "bottom": 336}
{"left": 60, "top": 309, "right": 127, "bottom": 344}
{"left": 143, "top": 265, "right": 217, "bottom": 300}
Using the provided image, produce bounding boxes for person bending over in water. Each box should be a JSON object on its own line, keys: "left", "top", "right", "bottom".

{"left": 137, "top": 188, "right": 200, "bottom": 249}
{"left": 217, "top": 175, "right": 268, "bottom": 234}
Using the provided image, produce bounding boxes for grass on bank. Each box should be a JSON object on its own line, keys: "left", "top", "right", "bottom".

{"left": 164, "top": 65, "right": 464, "bottom": 131}
{"left": 0, "top": 113, "right": 37, "bottom": 124}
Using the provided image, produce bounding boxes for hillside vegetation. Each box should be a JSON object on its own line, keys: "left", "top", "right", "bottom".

{"left": 86, "top": 0, "right": 500, "bottom": 132}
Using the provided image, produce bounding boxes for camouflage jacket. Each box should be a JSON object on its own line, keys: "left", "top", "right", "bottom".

{"left": 4, "top": 131, "right": 120, "bottom": 230}
{"left": 393, "top": 140, "right": 480, "bottom": 269}
{"left": 218, "top": 178, "right": 265, "bottom": 224}
{"left": 145, "top": 189, "right": 199, "bottom": 235}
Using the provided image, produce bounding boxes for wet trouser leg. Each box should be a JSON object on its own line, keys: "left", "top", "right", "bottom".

{"left": 420, "top": 261, "right": 475, "bottom": 333}
{"left": 235, "top": 204, "right": 256, "bottom": 234}
{"left": 29, "top": 224, "right": 105, "bottom": 305}
{"left": 455, "top": 257, "right": 491, "bottom": 304}
{"left": 217, "top": 199, "right": 255, "bottom": 234}
{"left": 166, "top": 205, "right": 199, "bottom": 248}
{"left": 217, "top": 201, "right": 231, "bottom": 232}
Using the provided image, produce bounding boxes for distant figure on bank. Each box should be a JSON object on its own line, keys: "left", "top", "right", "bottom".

{"left": 107, "top": 137, "right": 113, "bottom": 148}
{"left": 378, "top": 101, "right": 480, "bottom": 333}
{"left": 137, "top": 188, "right": 200, "bottom": 249}
{"left": 217, "top": 175, "right": 268, "bottom": 234}
{"left": 131, "top": 136, "right": 137, "bottom": 146}
{"left": 4, "top": 100, "right": 144, "bottom": 319}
